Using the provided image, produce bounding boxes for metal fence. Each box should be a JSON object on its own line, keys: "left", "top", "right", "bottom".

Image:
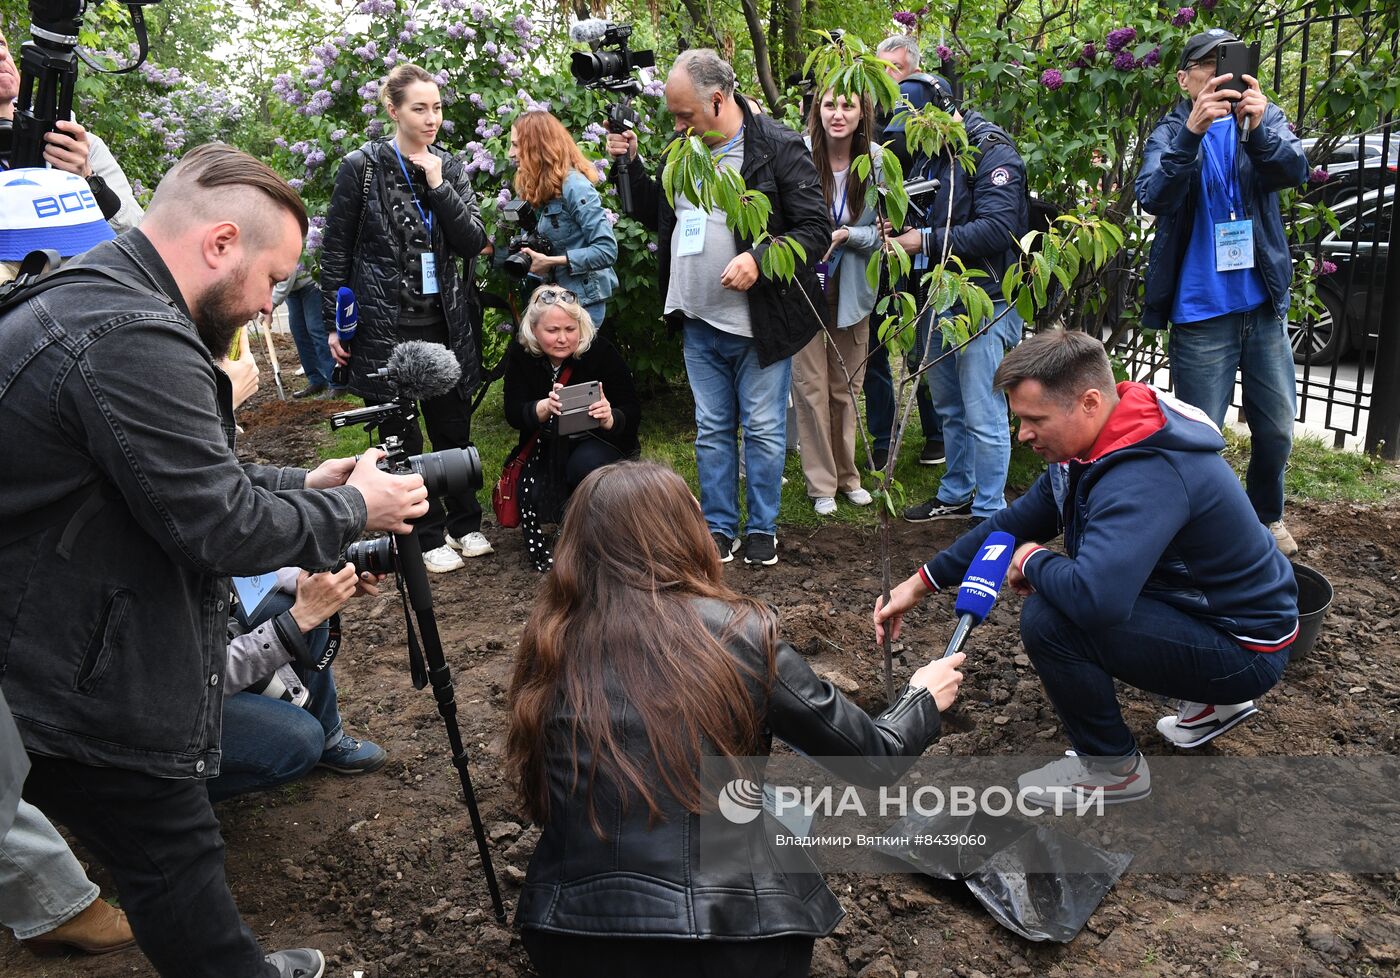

{"left": 1112, "top": 4, "right": 1398, "bottom": 455}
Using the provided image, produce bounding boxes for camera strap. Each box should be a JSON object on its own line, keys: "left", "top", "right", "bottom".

{"left": 395, "top": 568, "right": 430, "bottom": 690}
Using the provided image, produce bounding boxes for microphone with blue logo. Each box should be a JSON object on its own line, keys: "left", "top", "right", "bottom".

{"left": 943, "top": 531, "right": 1016, "bottom": 659}
{"left": 331, "top": 286, "right": 357, "bottom": 388}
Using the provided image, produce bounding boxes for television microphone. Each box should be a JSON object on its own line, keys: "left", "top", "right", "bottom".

{"left": 331, "top": 286, "right": 357, "bottom": 388}
{"left": 569, "top": 18, "right": 611, "bottom": 45}
{"left": 373, "top": 340, "right": 462, "bottom": 401}
{"left": 942, "top": 531, "right": 1016, "bottom": 659}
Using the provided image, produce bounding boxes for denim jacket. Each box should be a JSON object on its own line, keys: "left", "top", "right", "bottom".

{"left": 0, "top": 232, "right": 368, "bottom": 779}
{"left": 537, "top": 170, "right": 618, "bottom": 309}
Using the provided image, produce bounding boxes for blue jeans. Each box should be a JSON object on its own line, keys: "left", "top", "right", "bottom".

{"left": 1022, "top": 594, "right": 1289, "bottom": 758}
{"left": 864, "top": 315, "right": 941, "bottom": 453}
{"left": 682, "top": 319, "right": 791, "bottom": 538}
{"left": 285, "top": 281, "right": 336, "bottom": 389}
{"left": 1169, "top": 306, "right": 1296, "bottom": 523}
{"left": 926, "top": 301, "right": 1023, "bottom": 517}
{"left": 207, "top": 666, "right": 342, "bottom": 804}
{"left": 0, "top": 801, "right": 99, "bottom": 939}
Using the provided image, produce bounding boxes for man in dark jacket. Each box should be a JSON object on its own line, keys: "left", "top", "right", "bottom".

{"left": 876, "top": 331, "right": 1298, "bottom": 806}
{"left": 606, "top": 49, "right": 832, "bottom": 567}
{"left": 0, "top": 144, "right": 428, "bottom": 978}
{"left": 1135, "top": 28, "right": 1308, "bottom": 556}
{"left": 887, "top": 92, "right": 1028, "bottom": 526}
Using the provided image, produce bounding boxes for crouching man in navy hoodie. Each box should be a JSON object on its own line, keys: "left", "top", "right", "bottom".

{"left": 875, "top": 330, "right": 1297, "bottom": 806}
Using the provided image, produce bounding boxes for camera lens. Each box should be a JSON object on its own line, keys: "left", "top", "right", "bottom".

{"left": 407, "top": 446, "right": 482, "bottom": 497}
{"left": 502, "top": 251, "right": 533, "bottom": 278}
{"left": 345, "top": 536, "right": 395, "bottom": 576}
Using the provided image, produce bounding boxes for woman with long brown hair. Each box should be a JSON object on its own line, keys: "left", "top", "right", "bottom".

{"left": 506, "top": 110, "right": 618, "bottom": 326}
{"left": 507, "top": 461, "right": 965, "bottom": 977}
{"left": 793, "top": 87, "right": 884, "bottom": 517}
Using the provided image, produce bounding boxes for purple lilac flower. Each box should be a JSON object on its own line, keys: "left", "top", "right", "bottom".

{"left": 471, "top": 3, "right": 486, "bottom": 18}
{"left": 469, "top": 92, "right": 485, "bottom": 107}
{"left": 331, "top": 79, "right": 342, "bottom": 93}
{"left": 1112, "top": 50, "right": 1137, "bottom": 71}
{"left": 892, "top": 11, "right": 916, "bottom": 28}
{"left": 274, "top": 136, "right": 289, "bottom": 149}
{"left": 1288, "top": 121, "right": 1298, "bottom": 133}
{"left": 442, "top": 119, "right": 456, "bottom": 134}
{"left": 1143, "top": 46, "right": 1162, "bottom": 68}
{"left": 512, "top": 14, "right": 533, "bottom": 39}
{"left": 1082, "top": 42, "right": 1098, "bottom": 61}
{"left": 461, "top": 26, "right": 477, "bottom": 40}
{"left": 305, "top": 224, "right": 324, "bottom": 253}
{"left": 288, "top": 177, "right": 305, "bottom": 191}
{"left": 330, "top": 128, "right": 347, "bottom": 141}
{"left": 366, "top": 119, "right": 385, "bottom": 138}
{"left": 303, "top": 90, "right": 334, "bottom": 116}
{"left": 1201, "top": 0, "right": 1217, "bottom": 9}
{"left": 483, "top": 41, "right": 498, "bottom": 55}
{"left": 646, "top": 241, "right": 658, "bottom": 253}
{"left": 1106, "top": 27, "right": 1137, "bottom": 53}
{"left": 936, "top": 44, "right": 952, "bottom": 63}
{"left": 446, "top": 22, "right": 466, "bottom": 39}
{"left": 354, "top": 41, "right": 379, "bottom": 61}
{"left": 1040, "top": 69, "right": 1064, "bottom": 90}
{"left": 1172, "top": 7, "right": 1195, "bottom": 27}
{"left": 604, "top": 209, "right": 618, "bottom": 226}
{"left": 583, "top": 122, "right": 608, "bottom": 143}
{"left": 506, "top": 66, "right": 523, "bottom": 79}
{"left": 593, "top": 158, "right": 608, "bottom": 178}
{"left": 1320, "top": 260, "right": 1338, "bottom": 276}
{"left": 496, "top": 187, "right": 513, "bottom": 206}
{"left": 1310, "top": 167, "right": 1330, "bottom": 184}
{"left": 356, "top": 0, "right": 395, "bottom": 15}
{"left": 362, "top": 103, "right": 378, "bottom": 116}
{"left": 497, "top": 104, "right": 513, "bottom": 116}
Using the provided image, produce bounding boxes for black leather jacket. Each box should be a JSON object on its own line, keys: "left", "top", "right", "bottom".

{"left": 320, "top": 139, "right": 490, "bottom": 402}
{"left": 614, "top": 98, "right": 834, "bottom": 367}
{"left": 516, "top": 597, "right": 941, "bottom": 940}
{"left": 0, "top": 233, "right": 367, "bottom": 778}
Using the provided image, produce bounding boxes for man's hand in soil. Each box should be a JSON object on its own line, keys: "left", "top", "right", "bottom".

{"left": 289, "top": 565, "right": 359, "bottom": 633}
{"left": 874, "top": 570, "right": 934, "bottom": 644}
{"left": 348, "top": 448, "right": 429, "bottom": 534}
{"left": 911, "top": 651, "right": 966, "bottom": 713}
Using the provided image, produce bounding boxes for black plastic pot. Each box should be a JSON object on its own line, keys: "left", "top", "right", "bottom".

{"left": 1290, "top": 563, "right": 1334, "bottom": 661}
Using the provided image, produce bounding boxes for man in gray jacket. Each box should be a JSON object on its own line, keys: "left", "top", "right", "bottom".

{"left": 0, "top": 143, "right": 428, "bottom": 978}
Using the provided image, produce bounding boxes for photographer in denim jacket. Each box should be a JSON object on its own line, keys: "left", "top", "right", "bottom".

{"left": 506, "top": 111, "right": 619, "bottom": 327}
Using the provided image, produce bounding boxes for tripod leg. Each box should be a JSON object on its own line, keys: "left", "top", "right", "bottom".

{"left": 393, "top": 531, "right": 508, "bottom": 923}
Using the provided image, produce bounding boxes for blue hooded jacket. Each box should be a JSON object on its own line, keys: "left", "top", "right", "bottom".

{"left": 1135, "top": 99, "right": 1308, "bottom": 330}
{"left": 922, "top": 383, "right": 1298, "bottom": 651}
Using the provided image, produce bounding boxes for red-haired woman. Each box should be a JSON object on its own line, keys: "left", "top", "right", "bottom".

{"left": 507, "top": 461, "right": 965, "bottom": 978}
{"left": 507, "top": 110, "right": 618, "bottom": 326}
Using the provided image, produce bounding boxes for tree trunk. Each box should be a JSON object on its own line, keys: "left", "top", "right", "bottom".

{"left": 740, "top": 0, "right": 783, "bottom": 111}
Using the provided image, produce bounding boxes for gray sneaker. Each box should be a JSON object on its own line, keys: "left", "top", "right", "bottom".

{"left": 266, "top": 948, "right": 325, "bottom": 978}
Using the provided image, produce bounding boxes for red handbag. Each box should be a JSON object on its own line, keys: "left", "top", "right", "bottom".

{"left": 492, "top": 365, "right": 572, "bottom": 529}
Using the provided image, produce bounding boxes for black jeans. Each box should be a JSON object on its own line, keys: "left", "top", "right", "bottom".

{"left": 22, "top": 755, "right": 276, "bottom": 978}
{"left": 522, "top": 930, "right": 815, "bottom": 978}
{"left": 369, "top": 389, "right": 483, "bottom": 551}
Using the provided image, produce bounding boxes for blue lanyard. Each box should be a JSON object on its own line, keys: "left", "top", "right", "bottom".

{"left": 831, "top": 172, "right": 850, "bottom": 227}
{"left": 391, "top": 141, "right": 434, "bottom": 236}
{"left": 1200, "top": 120, "right": 1241, "bottom": 220}
{"left": 712, "top": 125, "right": 744, "bottom": 164}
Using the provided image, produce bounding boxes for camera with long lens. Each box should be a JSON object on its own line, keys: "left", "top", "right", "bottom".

{"left": 569, "top": 22, "right": 655, "bottom": 91}
{"left": 498, "top": 199, "right": 555, "bottom": 279}
{"left": 344, "top": 535, "right": 394, "bottom": 576}
{"left": 902, "top": 176, "right": 942, "bottom": 225}
{"left": 0, "top": 1, "right": 160, "bottom": 168}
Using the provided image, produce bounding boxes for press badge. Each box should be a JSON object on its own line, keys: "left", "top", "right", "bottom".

{"left": 1215, "top": 219, "right": 1255, "bottom": 272}
{"left": 677, "top": 210, "right": 707, "bottom": 257}
{"left": 420, "top": 253, "right": 440, "bottom": 294}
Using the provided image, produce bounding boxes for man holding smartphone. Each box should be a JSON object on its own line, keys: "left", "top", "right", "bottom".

{"left": 1136, "top": 29, "right": 1308, "bottom": 557}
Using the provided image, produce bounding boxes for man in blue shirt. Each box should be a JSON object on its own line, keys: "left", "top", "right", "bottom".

{"left": 1136, "top": 29, "right": 1308, "bottom": 555}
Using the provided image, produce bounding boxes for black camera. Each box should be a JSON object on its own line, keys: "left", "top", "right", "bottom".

{"left": 344, "top": 536, "right": 394, "bottom": 576}
{"left": 499, "top": 199, "right": 555, "bottom": 279}
{"left": 569, "top": 22, "right": 655, "bottom": 91}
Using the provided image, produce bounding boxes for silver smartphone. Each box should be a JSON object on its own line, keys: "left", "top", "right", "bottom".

{"left": 556, "top": 381, "right": 601, "bottom": 435}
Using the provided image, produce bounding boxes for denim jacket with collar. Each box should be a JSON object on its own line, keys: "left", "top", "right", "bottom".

{"left": 0, "top": 232, "right": 368, "bottom": 779}
{"left": 536, "top": 170, "right": 618, "bottom": 310}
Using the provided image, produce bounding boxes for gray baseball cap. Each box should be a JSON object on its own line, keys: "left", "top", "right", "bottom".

{"left": 1179, "top": 28, "right": 1240, "bottom": 69}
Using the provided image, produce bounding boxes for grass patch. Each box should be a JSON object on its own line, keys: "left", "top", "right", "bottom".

{"left": 1224, "top": 430, "right": 1400, "bottom": 504}
{"left": 308, "top": 382, "right": 1398, "bottom": 528}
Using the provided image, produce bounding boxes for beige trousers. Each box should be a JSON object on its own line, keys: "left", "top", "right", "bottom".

{"left": 791, "top": 317, "right": 871, "bottom": 498}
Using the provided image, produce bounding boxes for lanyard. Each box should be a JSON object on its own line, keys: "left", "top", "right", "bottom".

{"left": 1200, "top": 120, "right": 1241, "bottom": 221}
{"left": 391, "top": 141, "right": 434, "bottom": 236}
{"left": 831, "top": 171, "right": 850, "bottom": 227}
{"left": 712, "top": 125, "right": 744, "bottom": 165}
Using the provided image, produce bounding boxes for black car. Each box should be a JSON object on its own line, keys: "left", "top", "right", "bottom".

{"left": 1301, "top": 135, "right": 1399, "bottom": 204}
{"left": 1289, "top": 183, "right": 1393, "bottom": 365}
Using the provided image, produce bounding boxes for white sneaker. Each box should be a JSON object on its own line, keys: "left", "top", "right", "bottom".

{"left": 447, "top": 531, "right": 494, "bottom": 557}
{"left": 1268, "top": 520, "right": 1298, "bottom": 556}
{"left": 813, "top": 496, "right": 837, "bottom": 516}
{"left": 1157, "top": 700, "right": 1258, "bottom": 749}
{"left": 843, "top": 487, "right": 873, "bottom": 506}
{"left": 1017, "top": 751, "right": 1151, "bottom": 809}
{"left": 422, "top": 544, "right": 464, "bottom": 573}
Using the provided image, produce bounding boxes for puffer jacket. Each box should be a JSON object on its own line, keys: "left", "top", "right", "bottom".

{"left": 517, "top": 596, "right": 942, "bottom": 939}
{"left": 1135, "top": 100, "right": 1307, "bottom": 330}
{"left": 320, "top": 138, "right": 490, "bottom": 402}
{"left": 614, "top": 96, "right": 834, "bottom": 367}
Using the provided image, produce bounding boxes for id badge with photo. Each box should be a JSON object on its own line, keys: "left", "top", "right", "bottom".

{"left": 420, "top": 253, "right": 440, "bottom": 294}
{"left": 676, "top": 209, "right": 707, "bottom": 257}
{"left": 1214, "top": 220, "right": 1255, "bottom": 272}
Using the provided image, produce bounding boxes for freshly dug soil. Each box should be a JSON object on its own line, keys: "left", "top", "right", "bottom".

{"left": 5, "top": 367, "right": 1398, "bottom": 978}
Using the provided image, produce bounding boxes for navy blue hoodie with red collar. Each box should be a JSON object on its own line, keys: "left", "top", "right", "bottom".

{"left": 920, "top": 382, "right": 1298, "bottom": 652}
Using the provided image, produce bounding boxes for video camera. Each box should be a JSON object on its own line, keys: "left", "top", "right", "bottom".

{"left": 568, "top": 19, "right": 655, "bottom": 215}
{"left": 902, "top": 176, "right": 942, "bottom": 226}
{"left": 0, "top": 1, "right": 160, "bottom": 169}
{"left": 497, "top": 199, "right": 554, "bottom": 279}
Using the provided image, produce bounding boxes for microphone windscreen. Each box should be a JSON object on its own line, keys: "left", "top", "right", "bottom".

{"left": 384, "top": 341, "right": 461, "bottom": 401}
{"left": 953, "top": 530, "right": 1016, "bottom": 625}
{"left": 569, "top": 18, "right": 610, "bottom": 44}
{"left": 335, "top": 286, "right": 357, "bottom": 341}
